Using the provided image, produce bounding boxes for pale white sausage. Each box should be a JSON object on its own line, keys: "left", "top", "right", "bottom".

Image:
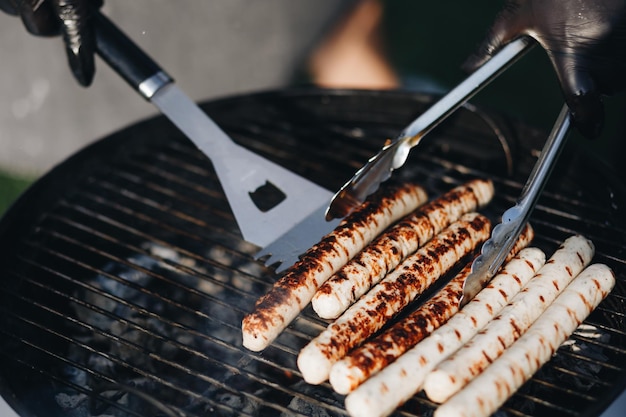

{"left": 435, "top": 263, "right": 615, "bottom": 417}
{"left": 242, "top": 183, "right": 428, "bottom": 351}
{"left": 312, "top": 179, "right": 494, "bottom": 319}
{"left": 297, "top": 212, "right": 491, "bottom": 384}
{"left": 424, "top": 234, "right": 594, "bottom": 403}
{"left": 344, "top": 246, "right": 545, "bottom": 417}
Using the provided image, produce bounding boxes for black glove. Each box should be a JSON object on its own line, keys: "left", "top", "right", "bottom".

{"left": 463, "top": 0, "right": 626, "bottom": 139}
{"left": 0, "top": 0, "right": 102, "bottom": 86}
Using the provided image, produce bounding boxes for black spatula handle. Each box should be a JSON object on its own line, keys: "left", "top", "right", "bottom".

{"left": 93, "top": 12, "right": 173, "bottom": 99}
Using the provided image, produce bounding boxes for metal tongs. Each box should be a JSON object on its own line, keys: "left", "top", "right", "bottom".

{"left": 326, "top": 36, "right": 573, "bottom": 305}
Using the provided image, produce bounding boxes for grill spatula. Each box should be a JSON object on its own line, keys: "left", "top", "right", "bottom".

{"left": 93, "top": 13, "right": 340, "bottom": 269}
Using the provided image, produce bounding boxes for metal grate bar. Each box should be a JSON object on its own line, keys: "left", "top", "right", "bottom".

{"left": 73, "top": 190, "right": 260, "bottom": 272}
{"left": 3, "top": 268, "right": 242, "bottom": 360}
{"left": 87, "top": 177, "right": 234, "bottom": 231}
{"left": 5, "top": 265, "right": 307, "bottom": 392}
{"left": 0, "top": 329, "right": 227, "bottom": 417}
{"left": 0, "top": 277, "right": 313, "bottom": 416}
{"left": 579, "top": 315, "right": 626, "bottom": 340}
{"left": 23, "top": 217, "right": 323, "bottom": 359}
{"left": 41, "top": 210, "right": 259, "bottom": 309}
{"left": 0, "top": 350, "right": 154, "bottom": 417}
{"left": 33, "top": 208, "right": 324, "bottom": 350}
{"left": 13, "top": 244, "right": 242, "bottom": 335}
{"left": 3, "top": 256, "right": 344, "bottom": 414}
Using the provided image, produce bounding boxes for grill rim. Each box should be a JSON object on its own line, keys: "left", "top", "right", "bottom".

{"left": 1, "top": 87, "right": 625, "bottom": 417}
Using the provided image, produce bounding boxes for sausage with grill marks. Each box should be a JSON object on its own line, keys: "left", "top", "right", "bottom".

{"left": 435, "top": 263, "right": 615, "bottom": 417}
{"left": 330, "top": 223, "right": 534, "bottom": 395}
{"left": 241, "top": 182, "right": 428, "bottom": 352}
{"left": 344, "top": 246, "right": 545, "bottom": 417}
{"left": 312, "top": 179, "right": 494, "bottom": 320}
{"left": 424, "top": 234, "right": 594, "bottom": 404}
{"left": 297, "top": 212, "right": 491, "bottom": 384}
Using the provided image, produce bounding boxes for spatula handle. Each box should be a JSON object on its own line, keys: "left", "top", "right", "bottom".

{"left": 93, "top": 12, "right": 173, "bottom": 99}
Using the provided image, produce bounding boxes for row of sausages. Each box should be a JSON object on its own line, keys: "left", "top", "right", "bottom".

{"left": 348, "top": 235, "right": 613, "bottom": 417}
{"left": 241, "top": 179, "right": 614, "bottom": 417}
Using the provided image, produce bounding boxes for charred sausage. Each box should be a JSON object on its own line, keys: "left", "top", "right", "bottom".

{"left": 313, "top": 179, "right": 494, "bottom": 319}
{"left": 242, "top": 183, "right": 428, "bottom": 351}
{"left": 297, "top": 212, "right": 491, "bottom": 384}
{"left": 331, "top": 224, "right": 534, "bottom": 395}
{"left": 344, "top": 246, "right": 545, "bottom": 417}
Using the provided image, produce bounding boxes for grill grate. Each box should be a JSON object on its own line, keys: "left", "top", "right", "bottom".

{"left": 0, "top": 89, "right": 625, "bottom": 417}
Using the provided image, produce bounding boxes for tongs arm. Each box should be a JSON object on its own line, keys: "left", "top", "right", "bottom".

{"left": 326, "top": 36, "right": 535, "bottom": 220}
{"left": 460, "top": 105, "right": 572, "bottom": 306}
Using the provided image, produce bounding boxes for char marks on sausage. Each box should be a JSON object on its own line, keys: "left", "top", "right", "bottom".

{"left": 242, "top": 183, "right": 428, "bottom": 351}
{"left": 312, "top": 179, "right": 494, "bottom": 319}
{"left": 298, "top": 212, "right": 491, "bottom": 384}
{"left": 343, "top": 246, "right": 546, "bottom": 417}
{"left": 434, "top": 263, "right": 615, "bottom": 417}
{"left": 330, "top": 224, "right": 534, "bottom": 394}
{"left": 424, "top": 235, "right": 594, "bottom": 404}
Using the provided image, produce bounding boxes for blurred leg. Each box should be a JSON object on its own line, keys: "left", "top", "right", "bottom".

{"left": 308, "top": 0, "right": 399, "bottom": 90}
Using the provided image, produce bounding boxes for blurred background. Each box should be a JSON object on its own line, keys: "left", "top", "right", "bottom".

{"left": 1, "top": 0, "right": 625, "bottom": 215}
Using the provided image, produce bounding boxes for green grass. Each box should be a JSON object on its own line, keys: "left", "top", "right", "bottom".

{"left": 0, "top": 170, "right": 34, "bottom": 217}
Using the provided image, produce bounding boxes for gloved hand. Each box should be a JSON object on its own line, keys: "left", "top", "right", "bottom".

{"left": 0, "top": 0, "right": 102, "bottom": 86}
{"left": 463, "top": 0, "right": 626, "bottom": 139}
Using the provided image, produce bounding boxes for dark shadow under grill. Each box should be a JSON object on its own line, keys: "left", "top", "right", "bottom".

{"left": 0, "top": 89, "right": 625, "bottom": 417}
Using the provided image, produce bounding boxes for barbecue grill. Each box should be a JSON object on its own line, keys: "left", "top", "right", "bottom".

{"left": 0, "top": 88, "right": 624, "bottom": 417}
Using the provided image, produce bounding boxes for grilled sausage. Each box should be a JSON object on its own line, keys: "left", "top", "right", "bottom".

{"left": 330, "top": 224, "right": 534, "bottom": 395}
{"left": 344, "top": 246, "right": 545, "bottom": 417}
{"left": 297, "top": 212, "right": 491, "bottom": 384}
{"left": 435, "top": 263, "right": 615, "bottom": 417}
{"left": 424, "top": 234, "right": 594, "bottom": 403}
{"left": 312, "top": 179, "right": 495, "bottom": 319}
{"left": 241, "top": 183, "right": 428, "bottom": 352}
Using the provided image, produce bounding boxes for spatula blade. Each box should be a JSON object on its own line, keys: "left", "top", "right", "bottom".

{"left": 150, "top": 83, "right": 339, "bottom": 250}
{"left": 255, "top": 204, "right": 342, "bottom": 273}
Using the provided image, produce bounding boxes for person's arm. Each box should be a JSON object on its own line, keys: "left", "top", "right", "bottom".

{"left": 0, "top": 0, "right": 102, "bottom": 86}
{"left": 463, "top": 0, "right": 626, "bottom": 139}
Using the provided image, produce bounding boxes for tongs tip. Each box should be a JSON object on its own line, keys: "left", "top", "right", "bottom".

{"left": 326, "top": 140, "right": 405, "bottom": 220}
{"left": 325, "top": 188, "right": 362, "bottom": 220}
